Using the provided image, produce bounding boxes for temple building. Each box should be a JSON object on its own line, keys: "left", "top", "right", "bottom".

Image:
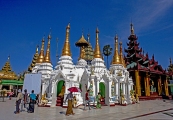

{"left": 0, "top": 57, "right": 23, "bottom": 93}
{"left": 124, "top": 23, "right": 169, "bottom": 98}
{"left": 31, "top": 23, "right": 133, "bottom": 107}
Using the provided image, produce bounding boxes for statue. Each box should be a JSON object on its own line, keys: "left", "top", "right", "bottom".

{"left": 72, "top": 96, "right": 78, "bottom": 108}
{"left": 59, "top": 82, "right": 65, "bottom": 97}
{"left": 116, "top": 70, "right": 122, "bottom": 76}
{"left": 41, "top": 92, "right": 48, "bottom": 105}
{"left": 130, "top": 90, "right": 136, "bottom": 103}
{"left": 136, "top": 94, "right": 139, "bottom": 103}
{"left": 59, "top": 82, "right": 65, "bottom": 106}
{"left": 120, "top": 94, "right": 126, "bottom": 105}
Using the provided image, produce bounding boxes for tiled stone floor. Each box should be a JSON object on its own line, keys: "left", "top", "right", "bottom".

{"left": 0, "top": 98, "right": 173, "bottom": 120}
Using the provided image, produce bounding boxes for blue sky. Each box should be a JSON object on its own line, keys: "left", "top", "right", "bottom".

{"left": 0, "top": 0, "right": 173, "bottom": 74}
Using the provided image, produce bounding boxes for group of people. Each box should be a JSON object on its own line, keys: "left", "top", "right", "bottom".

{"left": 15, "top": 89, "right": 37, "bottom": 114}
{"left": 64, "top": 89, "right": 102, "bottom": 116}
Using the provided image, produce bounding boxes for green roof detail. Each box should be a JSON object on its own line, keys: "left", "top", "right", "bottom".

{"left": 127, "top": 62, "right": 137, "bottom": 69}
{"left": 0, "top": 80, "right": 23, "bottom": 85}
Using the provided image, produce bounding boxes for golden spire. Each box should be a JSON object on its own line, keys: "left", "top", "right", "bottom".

{"left": 130, "top": 23, "right": 134, "bottom": 35}
{"left": 28, "top": 45, "right": 39, "bottom": 72}
{"left": 119, "top": 42, "right": 126, "bottom": 67}
{"left": 112, "top": 34, "right": 120, "bottom": 64}
{"left": 44, "top": 34, "right": 51, "bottom": 63}
{"left": 62, "top": 23, "right": 72, "bottom": 56}
{"left": 94, "top": 27, "right": 102, "bottom": 58}
{"left": 37, "top": 37, "right": 45, "bottom": 63}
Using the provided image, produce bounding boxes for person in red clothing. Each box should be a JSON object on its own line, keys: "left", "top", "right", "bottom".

{"left": 84, "top": 90, "right": 91, "bottom": 110}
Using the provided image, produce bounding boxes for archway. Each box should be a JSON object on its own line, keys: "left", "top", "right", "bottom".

{"left": 57, "top": 80, "right": 65, "bottom": 97}
{"left": 99, "top": 82, "right": 105, "bottom": 98}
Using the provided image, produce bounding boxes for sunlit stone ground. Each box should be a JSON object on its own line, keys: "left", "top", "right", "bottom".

{"left": 0, "top": 97, "right": 173, "bottom": 120}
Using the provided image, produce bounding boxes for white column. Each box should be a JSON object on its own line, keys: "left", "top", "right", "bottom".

{"left": 109, "top": 81, "right": 111, "bottom": 97}
{"left": 115, "top": 82, "right": 118, "bottom": 96}
{"left": 92, "top": 79, "right": 95, "bottom": 96}
{"left": 51, "top": 81, "right": 57, "bottom": 107}
{"left": 96, "top": 80, "right": 99, "bottom": 95}
{"left": 42, "top": 83, "right": 45, "bottom": 95}
{"left": 123, "top": 83, "right": 125, "bottom": 95}
{"left": 118, "top": 82, "right": 120, "bottom": 97}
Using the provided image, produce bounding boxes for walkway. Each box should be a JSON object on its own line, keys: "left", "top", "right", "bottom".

{"left": 0, "top": 98, "right": 173, "bottom": 120}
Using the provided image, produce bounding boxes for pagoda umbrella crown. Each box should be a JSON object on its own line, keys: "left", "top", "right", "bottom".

{"left": 75, "top": 34, "right": 89, "bottom": 47}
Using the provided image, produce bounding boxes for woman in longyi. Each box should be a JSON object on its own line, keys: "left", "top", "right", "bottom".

{"left": 64, "top": 91, "right": 75, "bottom": 116}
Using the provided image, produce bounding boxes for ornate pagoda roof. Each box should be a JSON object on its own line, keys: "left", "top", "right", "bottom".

{"left": 0, "top": 57, "right": 18, "bottom": 80}
{"left": 125, "top": 23, "right": 167, "bottom": 75}
{"left": 28, "top": 46, "right": 39, "bottom": 72}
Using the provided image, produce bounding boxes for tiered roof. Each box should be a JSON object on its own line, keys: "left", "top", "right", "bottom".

{"left": 0, "top": 57, "right": 18, "bottom": 80}
{"left": 124, "top": 23, "right": 166, "bottom": 75}
{"left": 28, "top": 46, "right": 39, "bottom": 72}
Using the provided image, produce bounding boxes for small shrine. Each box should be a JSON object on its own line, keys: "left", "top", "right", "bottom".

{"left": 0, "top": 57, "right": 23, "bottom": 95}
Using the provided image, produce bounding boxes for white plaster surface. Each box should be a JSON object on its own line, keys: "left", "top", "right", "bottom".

{"left": 1, "top": 98, "right": 173, "bottom": 120}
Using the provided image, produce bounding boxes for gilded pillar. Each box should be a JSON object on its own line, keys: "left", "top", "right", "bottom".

{"left": 164, "top": 79, "right": 169, "bottom": 96}
{"left": 157, "top": 76, "right": 162, "bottom": 95}
{"left": 146, "top": 73, "right": 150, "bottom": 96}
{"left": 135, "top": 70, "right": 141, "bottom": 96}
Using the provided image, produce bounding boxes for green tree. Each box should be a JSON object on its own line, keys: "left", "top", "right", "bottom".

{"left": 103, "top": 45, "right": 112, "bottom": 68}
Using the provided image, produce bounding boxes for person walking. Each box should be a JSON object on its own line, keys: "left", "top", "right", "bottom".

{"left": 96, "top": 92, "right": 102, "bottom": 109}
{"left": 64, "top": 91, "right": 75, "bottom": 116}
{"left": 21, "top": 89, "right": 29, "bottom": 112}
{"left": 28, "top": 90, "right": 36, "bottom": 113}
{"left": 15, "top": 89, "right": 23, "bottom": 114}
{"left": 84, "top": 90, "right": 91, "bottom": 110}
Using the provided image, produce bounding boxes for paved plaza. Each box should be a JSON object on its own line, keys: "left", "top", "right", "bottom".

{"left": 0, "top": 98, "right": 173, "bottom": 120}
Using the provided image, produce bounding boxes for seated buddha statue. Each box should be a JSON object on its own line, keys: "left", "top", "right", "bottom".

{"left": 41, "top": 92, "right": 48, "bottom": 105}
{"left": 121, "top": 95, "right": 126, "bottom": 104}
{"left": 59, "top": 83, "right": 65, "bottom": 97}
{"left": 136, "top": 94, "right": 139, "bottom": 103}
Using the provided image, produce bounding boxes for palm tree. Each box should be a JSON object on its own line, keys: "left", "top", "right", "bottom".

{"left": 103, "top": 45, "right": 112, "bottom": 68}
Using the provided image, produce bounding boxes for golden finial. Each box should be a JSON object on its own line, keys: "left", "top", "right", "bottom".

{"left": 62, "top": 23, "right": 72, "bottom": 56}
{"left": 119, "top": 41, "right": 126, "bottom": 67}
{"left": 130, "top": 23, "right": 134, "bottom": 35}
{"left": 37, "top": 37, "right": 45, "bottom": 63}
{"left": 44, "top": 33, "right": 51, "bottom": 63}
{"left": 112, "top": 34, "right": 120, "bottom": 64}
{"left": 36, "top": 45, "right": 39, "bottom": 53}
{"left": 94, "top": 27, "right": 102, "bottom": 58}
{"left": 87, "top": 32, "right": 90, "bottom": 42}
{"left": 170, "top": 58, "right": 172, "bottom": 65}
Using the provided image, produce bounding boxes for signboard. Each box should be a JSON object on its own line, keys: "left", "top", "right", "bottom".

{"left": 22, "top": 73, "right": 42, "bottom": 94}
{"left": 169, "top": 80, "right": 173, "bottom": 84}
